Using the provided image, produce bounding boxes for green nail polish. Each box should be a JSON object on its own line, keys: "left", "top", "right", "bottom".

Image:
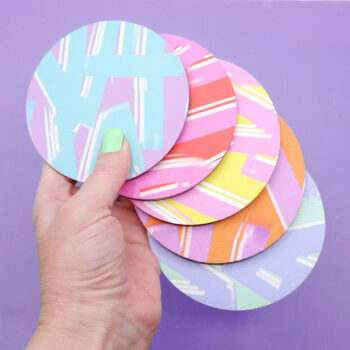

{"left": 102, "top": 129, "right": 124, "bottom": 153}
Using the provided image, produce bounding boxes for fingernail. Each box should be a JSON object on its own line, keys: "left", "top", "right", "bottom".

{"left": 102, "top": 129, "right": 124, "bottom": 153}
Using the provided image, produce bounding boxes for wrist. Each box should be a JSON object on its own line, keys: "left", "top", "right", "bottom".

{"left": 27, "top": 299, "right": 154, "bottom": 350}
{"left": 27, "top": 323, "right": 109, "bottom": 349}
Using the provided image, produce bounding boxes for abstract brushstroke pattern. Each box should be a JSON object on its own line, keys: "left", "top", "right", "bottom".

{"left": 136, "top": 117, "right": 305, "bottom": 263}
{"left": 133, "top": 60, "right": 280, "bottom": 224}
{"left": 120, "top": 34, "right": 236, "bottom": 199}
{"left": 26, "top": 21, "right": 189, "bottom": 181}
{"left": 149, "top": 172, "right": 325, "bottom": 310}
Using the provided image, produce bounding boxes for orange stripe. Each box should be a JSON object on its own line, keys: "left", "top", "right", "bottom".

{"left": 233, "top": 223, "right": 246, "bottom": 261}
{"left": 278, "top": 117, "right": 305, "bottom": 189}
{"left": 177, "top": 225, "right": 182, "bottom": 246}
{"left": 181, "top": 227, "right": 188, "bottom": 256}
{"left": 145, "top": 215, "right": 164, "bottom": 228}
{"left": 140, "top": 182, "right": 177, "bottom": 193}
{"left": 207, "top": 187, "right": 284, "bottom": 262}
{"left": 207, "top": 216, "right": 242, "bottom": 263}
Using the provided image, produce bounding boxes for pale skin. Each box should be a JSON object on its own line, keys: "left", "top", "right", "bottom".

{"left": 27, "top": 139, "right": 161, "bottom": 349}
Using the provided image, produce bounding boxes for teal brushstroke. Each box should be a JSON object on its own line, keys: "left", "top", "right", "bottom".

{"left": 26, "top": 101, "right": 35, "bottom": 129}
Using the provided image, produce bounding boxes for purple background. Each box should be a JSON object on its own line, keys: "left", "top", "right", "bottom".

{"left": 0, "top": 0, "right": 349, "bottom": 348}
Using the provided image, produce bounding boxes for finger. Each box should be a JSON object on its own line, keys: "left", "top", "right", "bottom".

{"left": 34, "top": 163, "right": 76, "bottom": 232}
{"left": 36, "top": 162, "right": 76, "bottom": 204}
{"left": 77, "top": 129, "right": 131, "bottom": 208}
{"left": 111, "top": 202, "right": 150, "bottom": 248}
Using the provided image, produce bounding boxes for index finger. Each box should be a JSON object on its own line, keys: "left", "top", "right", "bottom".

{"left": 36, "top": 162, "right": 76, "bottom": 204}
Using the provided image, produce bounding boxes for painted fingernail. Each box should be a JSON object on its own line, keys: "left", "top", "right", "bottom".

{"left": 102, "top": 129, "right": 124, "bottom": 153}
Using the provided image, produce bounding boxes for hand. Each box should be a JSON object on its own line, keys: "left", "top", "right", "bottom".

{"left": 27, "top": 131, "right": 161, "bottom": 350}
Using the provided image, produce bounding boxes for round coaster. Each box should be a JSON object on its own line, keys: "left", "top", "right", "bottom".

{"left": 132, "top": 60, "right": 280, "bottom": 225}
{"left": 149, "top": 172, "right": 325, "bottom": 310}
{"left": 26, "top": 21, "right": 189, "bottom": 181}
{"left": 136, "top": 116, "right": 305, "bottom": 263}
{"left": 119, "top": 34, "right": 236, "bottom": 199}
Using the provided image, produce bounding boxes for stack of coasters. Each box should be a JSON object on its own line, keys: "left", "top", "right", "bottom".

{"left": 26, "top": 20, "right": 325, "bottom": 311}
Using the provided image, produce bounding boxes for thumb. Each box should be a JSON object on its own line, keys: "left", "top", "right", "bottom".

{"left": 77, "top": 128, "right": 131, "bottom": 207}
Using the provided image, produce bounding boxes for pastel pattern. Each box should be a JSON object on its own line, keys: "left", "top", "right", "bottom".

{"left": 149, "top": 172, "right": 325, "bottom": 310}
{"left": 136, "top": 117, "right": 305, "bottom": 263}
{"left": 26, "top": 21, "right": 189, "bottom": 181}
{"left": 132, "top": 59, "right": 280, "bottom": 225}
{"left": 119, "top": 34, "right": 236, "bottom": 199}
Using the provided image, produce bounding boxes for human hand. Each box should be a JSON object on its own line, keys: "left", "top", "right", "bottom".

{"left": 27, "top": 130, "right": 161, "bottom": 350}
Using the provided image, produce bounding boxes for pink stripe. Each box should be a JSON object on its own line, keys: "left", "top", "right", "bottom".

{"left": 241, "top": 225, "right": 270, "bottom": 260}
{"left": 74, "top": 126, "right": 90, "bottom": 174}
{"left": 51, "top": 41, "right": 60, "bottom": 63}
{"left": 187, "top": 224, "right": 213, "bottom": 261}
{"left": 27, "top": 77, "right": 50, "bottom": 160}
{"left": 178, "top": 109, "right": 235, "bottom": 143}
{"left": 240, "top": 154, "right": 276, "bottom": 184}
{"left": 150, "top": 224, "right": 183, "bottom": 256}
{"left": 86, "top": 24, "right": 95, "bottom": 55}
{"left": 268, "top": 149, "right": 304, "bottom": 226}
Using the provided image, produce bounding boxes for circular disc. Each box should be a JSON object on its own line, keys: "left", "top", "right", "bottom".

{"left": 149, "top": 172, "right": 325, "bottom": 310}
{"left": 26, "top": 21, "right": 189, "bottom": 181}
{"left": 119, "top": 34, "right": 236, "bottom": 199}
{"left": 136, "top": 116, "right": 305, "bottom": 263}
{"left": 132, "top": 60, "right": 280, "bottom": 225}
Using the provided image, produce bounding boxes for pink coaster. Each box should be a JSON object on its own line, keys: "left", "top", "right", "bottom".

{"left": 119, "top": 35, "right": 236, "bottom": 199}
{"left": 132, "top": 60, "right": 281, "bottom": 225}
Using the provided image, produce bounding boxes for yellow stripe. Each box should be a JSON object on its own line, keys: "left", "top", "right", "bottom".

{"left": 162, "top": 198, "right": 215, "bottom": 223}
{"left": 236, "top": 113, "right": 256, "bottom": 126}
{"left": 245, "top": 85, "right": 269, "bottom": 98}
{"left": 233, "top": 83, "right": 274, "bottom": 108}
{"left": 156, "top": 201, "right": 193, "bottom": 224}
{"left": 205, "top": 152, "right": 265, "bottom": 201}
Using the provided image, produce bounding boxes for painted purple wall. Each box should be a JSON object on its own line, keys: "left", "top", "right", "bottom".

{"left": 0, "top": 0, "right": 348, "bottom": 348}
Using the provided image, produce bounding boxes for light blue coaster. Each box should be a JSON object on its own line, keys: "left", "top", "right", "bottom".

{"left": 26, "top": 21, "right": 189, "bottom": 181}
